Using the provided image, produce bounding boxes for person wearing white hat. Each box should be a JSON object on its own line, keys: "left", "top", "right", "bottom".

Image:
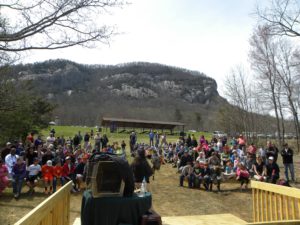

{"left": 42, "top": 160, "right": 54, "bottom": 194}
{"left": 266, "top": 156, "right": 280, "bottom": 184}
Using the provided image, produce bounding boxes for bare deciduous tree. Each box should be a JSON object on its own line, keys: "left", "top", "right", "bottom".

{"left": 256, "top": 0, "right": 300, "bottom": 37}
{"left": 249, "top": 25, "right": 284, "bottom": 146}
{"left": 0, "top": 0, "right": 123, "bottom": 53}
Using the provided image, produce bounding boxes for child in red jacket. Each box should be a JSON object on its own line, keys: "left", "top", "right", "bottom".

{"left": 53, "top": 161, "right": 64, "bottom": 192}
{"left": 42, "top": 160, "right": 54, "bottom": 194}
{"left": 62, "top": 156, "right": 77, "bottom": 192}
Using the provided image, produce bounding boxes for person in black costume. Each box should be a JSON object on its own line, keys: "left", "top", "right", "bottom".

{"left": 131, "top": 148, "right": 153, "bottom": 184}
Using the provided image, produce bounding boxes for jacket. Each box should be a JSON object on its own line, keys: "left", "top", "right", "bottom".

{"left": 281, "top": 148, "right": 293, "bottom": 164}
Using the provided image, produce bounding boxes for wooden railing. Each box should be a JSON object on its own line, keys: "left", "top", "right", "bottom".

{"left": 14, "top": 181, "right": 73, "bottom": 225}
{"left": 251, "top": 180, "right": 300, "bottom": 223}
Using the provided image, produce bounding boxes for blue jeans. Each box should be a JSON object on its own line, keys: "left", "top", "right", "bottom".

{"left": 12, "top": 175, "right": 24, "bottom": 195}
{"left": 284, "top": 163, "right": 295, "bottom": 181}
{"left": 180, "top": 175, "right": 193, "bottom": 188}
{"left": 53, "top": 177, "right": 65, "bottom": 192}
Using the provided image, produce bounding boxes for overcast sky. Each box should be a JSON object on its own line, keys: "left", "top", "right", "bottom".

{"left": 23, "top": 0, "right": 264, "bottom": 96}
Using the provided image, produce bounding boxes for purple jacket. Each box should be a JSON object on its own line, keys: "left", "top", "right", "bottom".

{"left": 12, "top": 163, "right": 26, "bottom": 179}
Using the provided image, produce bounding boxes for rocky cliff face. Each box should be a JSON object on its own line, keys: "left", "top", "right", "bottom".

{"left": 9, "top": 60, "right": 226, "bottom": 128}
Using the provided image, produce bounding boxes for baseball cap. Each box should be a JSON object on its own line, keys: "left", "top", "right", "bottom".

{"left": 268, "top": 156, "right": 274, "bottom": 160}
{"left": 6, "top": 142, "right": 11, "bottom": 146}
{"left": 47, "top": 160, "right": 52, "bottom": 166}
{"left": 65, "top": 156, "right": 71, "bottom": 160}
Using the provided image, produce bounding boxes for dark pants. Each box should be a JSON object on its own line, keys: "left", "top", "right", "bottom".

{"left": 180, "top": 174, "right": 193, "bottom": 188}
{"left": 12, "top": 175, "right": 24, "bottom": 195}
{"left": 53, "top": 177, "right": 65, "bottom": 192}
{"left": 237, "top": 176, "right": 249, "bottom": 186}
{"left": 150, "top": 138, "right": 154, "bottom": 146}
{"left": 268, "top": 175, "right": 279, "bottom": 184}
{"left": 193, "top": 176, "right": 203, "bottom": 188}
{"left": 284, "top": 163, "right": 295, "bottom": 181}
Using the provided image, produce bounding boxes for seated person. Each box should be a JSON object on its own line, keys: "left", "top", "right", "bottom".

{"left": 253, "top": 156, "right": 266, "bottom": 182}
{"left": 42, "top": 160, "right": 54, "bottom": 194}
{"left": 200, "top": 162, "right": 211, "bottom": 191}
{"left": 53, "top": 161, "right": 64, "bottom": 193}
{"left": 193, "top": 161, "right": 203, "bottom": 188}
{"left": 236, "top": 162, "right": 250, "bottom": 189}
{"left": 26, "top": 157, "right": 41, "bottom": 194}
{"left": 220, "top": 149, "right": 230, "bottom": 169}
{"left": 62, "top": 156, "right": 77, "bottom": 192}
{"left": 75, "top": 156, "right": 87, "bottom": 191}
{"left": 178, "top": 150, "right": 193, "bottom": 173}
{"left": 179, "top": 161, "right": 193, "bottom": 188}
{"left": 0, "top": 158, "right": 9, "bottom": 196}
{"left": 266, "top": 156, "right": 280, "bottom": 184}
{"left": 222, "top": 161, "right": 236, "bottom": 180}
{"left": 210, "top": 165, "right": 222, "bottom": 192}
{"left": 12, "top": 157, "right": 26, "bottom": 199}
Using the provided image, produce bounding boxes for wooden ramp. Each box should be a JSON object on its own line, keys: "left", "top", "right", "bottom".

{"left": 162, "top": 214, "right": 247, "bottom": 225}
{"left": 73, "top": 214, "right": 247, "bottom": 225}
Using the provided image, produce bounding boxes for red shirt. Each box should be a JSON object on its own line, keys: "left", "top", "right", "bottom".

{"left": 53, "top": 165, "right": 63, "bottom": 177}
{"left": 62, "top": 162, "right": 75, "bottom": 177}
{"left": 42, "top": 165, "right": 54, "bottom": 178}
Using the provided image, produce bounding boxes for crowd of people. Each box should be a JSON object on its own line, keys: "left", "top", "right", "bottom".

{"left": 0, "top": 129, "right": 296, "bottom": 198}
{"left": 139, "top": 132, "right": 295, "bottom": 192}
{"left": 0, "top": 129, "right": 127, "bottom": 199}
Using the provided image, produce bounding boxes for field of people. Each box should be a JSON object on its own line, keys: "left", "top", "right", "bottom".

{"left": 1, "top": 126, "right": 300, "bottom": 225}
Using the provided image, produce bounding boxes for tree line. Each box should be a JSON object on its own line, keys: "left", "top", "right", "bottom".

{"left": 219, "top": 0, "right": 300, "bottom": 151}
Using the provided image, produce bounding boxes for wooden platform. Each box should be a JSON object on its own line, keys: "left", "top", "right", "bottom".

{"left": 73, "top": 214, "right": 247, "bottom": 225}
{"left": 162, "top": 214, "right": 247, "bottom": 225}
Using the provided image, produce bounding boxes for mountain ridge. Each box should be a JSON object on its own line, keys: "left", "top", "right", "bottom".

{"left": 8, "top": 59, "right": 228, "bottom": 129}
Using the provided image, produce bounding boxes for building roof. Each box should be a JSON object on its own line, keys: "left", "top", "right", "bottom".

{"left": 101, "top": 117, "right": 185, "bottom": 130}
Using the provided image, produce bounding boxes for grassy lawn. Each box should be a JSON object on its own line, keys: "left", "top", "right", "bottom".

{"left": 41, "top": 125, "right": 212, "bottom": 147}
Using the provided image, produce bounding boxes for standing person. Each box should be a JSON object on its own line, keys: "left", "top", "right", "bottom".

{"left": 90, "top": 129, "right": 94, "bottom": 140}
{"left": 266, "top": 156, "right": 280, "bottom": 184}
{"left": 155, "top": 132, "right": 160, "bottom": 148}
{"left": 78, "top": 131, "right": 83, "bottom": 144}
{"left": 0, "top": 158, "right": 9, "bottom": 196}
{"left": 149, "top": 130, "right": 154, "bottom": 146}
{"left": 12, "top": 157, "right": 26, "bottom": 199}
{"left": 26, "top": 158, "right": 41, "bottom": 194}
{"left": 130, "top": 148, "right": 153, "bottom": 185}
{"left": 121, "top": 140, "right": 126, "bottom": 158}
{"left": 94, "top": 132, "right": 101, "bottom": 151}
{"left": 129, "top": 132, "right": 137, "bottom": 154}
{"left": 83, "top": 132, "right": 90, "bottom": 149}
{"left": 5, "top": 147, "right": 17, "bottom": 178}
{"left": 281, "top": 143, "right": 295, "bottom": 182}
{"left": 73, "top": 134, "right": 80, "bottom": 148}
{"left": 100, "top": 134, "right": 109, "bottom": 149}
